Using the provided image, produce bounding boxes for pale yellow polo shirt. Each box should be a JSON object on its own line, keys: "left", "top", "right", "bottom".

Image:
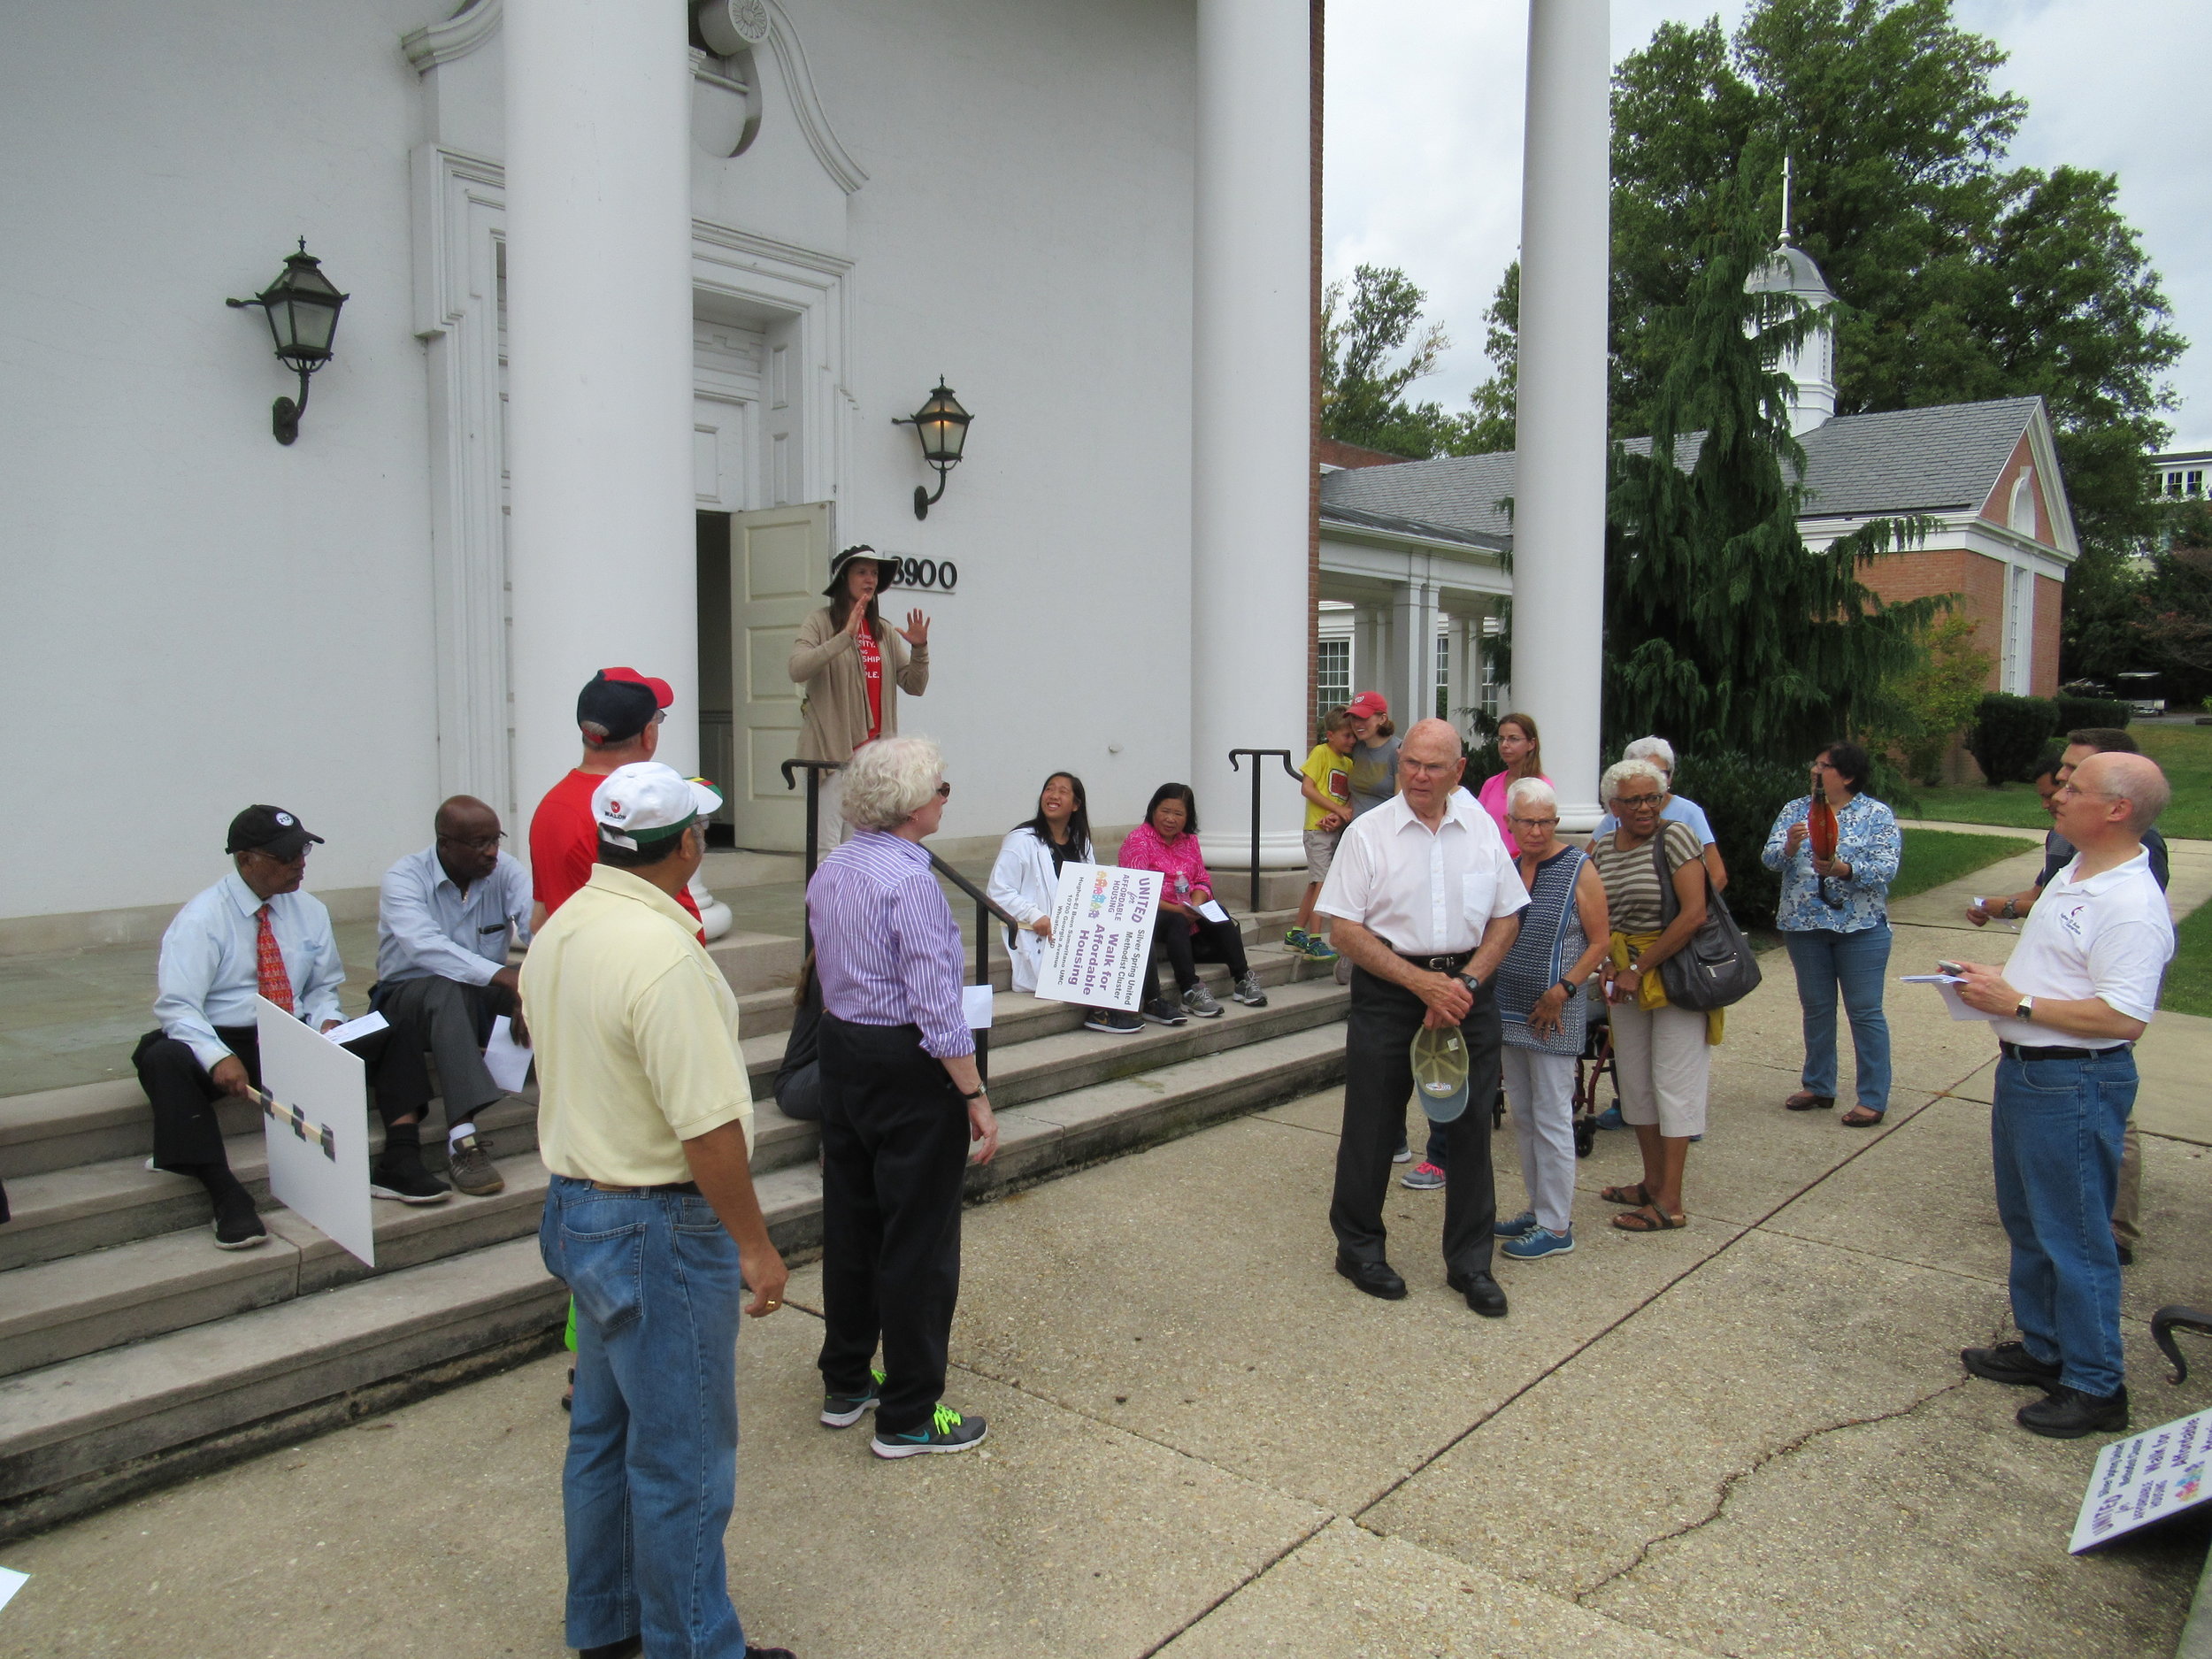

{"left": 523, "top": 864, "right": 753, "bottom": 1187}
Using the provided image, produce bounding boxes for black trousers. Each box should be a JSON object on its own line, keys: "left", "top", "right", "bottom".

{"left": 133, "top": 1022, "right": 415, "bottom": 1170}
{"left": 1144, "top": 912, "right": 1250, "bottom": 1002}
{"left": 369, "top": 975, "right": 515, "bottom": 1125}
{"left": 1330, "top": 967, "right": 1501, "bottom": 1279}
{"left": 816, "top": 1014, "right": 970, "bottom": 1436}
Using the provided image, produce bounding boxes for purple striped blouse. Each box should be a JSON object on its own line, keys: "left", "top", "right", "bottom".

{"left": 808, "top": 829, "right": 974, "bottom": 1058}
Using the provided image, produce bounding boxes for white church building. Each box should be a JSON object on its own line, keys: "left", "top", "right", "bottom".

{"left": 3, "top": 0, "right": 1340, "bottom": 941}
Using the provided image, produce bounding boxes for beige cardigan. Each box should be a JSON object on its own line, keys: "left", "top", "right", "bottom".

{"left": 787, "top": 605, "right": 930, "bottom": 764}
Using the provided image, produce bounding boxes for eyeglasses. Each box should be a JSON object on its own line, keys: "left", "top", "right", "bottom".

{"left": 1509, "top": 815, "right": 1559, "bottom": 828}
{"left": 438, "top": 831, "right": 505, "bottom": 853}
{"left": 1614, "top": 794, "right": 1663, "bottom": 810}
{"left": 1402, "top": 758, "right": 1457, "bottom": 777}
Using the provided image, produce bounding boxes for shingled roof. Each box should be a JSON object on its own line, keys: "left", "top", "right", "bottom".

{"left": 1317, "top": 396, "right": 2050, "bottom": 542}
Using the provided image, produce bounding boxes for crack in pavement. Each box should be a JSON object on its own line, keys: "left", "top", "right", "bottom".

{"left": 1570, "top": 1363, "right": 1987, "bottom": 1609}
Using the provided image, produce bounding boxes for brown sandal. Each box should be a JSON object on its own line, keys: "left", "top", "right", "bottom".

{"left": 1612, "top": 1204, "right": 1686, "bottom": 1233}
{"left": 1784, "top": 1092, "right": 1834, "bottom": 1111}
{"left": 1600, "top": 1182, "right": 1655, "bottom": 1207}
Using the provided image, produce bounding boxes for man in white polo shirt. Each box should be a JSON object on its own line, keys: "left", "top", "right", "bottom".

{"left": 1316, "top": 718, "right": 1528, "bottom": 1317}
{"left": 526, "top": 762, "right": 795, "bottom": 1659}
{"left": 1952, "top": 750, "right": 2174, "bottom": 1440}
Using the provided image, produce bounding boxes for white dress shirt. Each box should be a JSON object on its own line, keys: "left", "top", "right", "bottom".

{"left": 1995, "top": 845, "right": 2174, "bottom": 1049}
{"left": 375, "top": 845, "right": 534, "bottom": 987}
{"left": 154, "top": 871, "right": 346, "bottom": 1068}
{"left": 1315, "top": 789, "right": 1530, "bottom": 956}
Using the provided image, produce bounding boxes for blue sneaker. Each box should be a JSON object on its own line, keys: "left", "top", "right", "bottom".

{"left": 821, "top": 1366, "right": 887, "bottom": 1428}
{"left": 872, "top": 1402, "right": 987, "bottom": 1458}
{"left": 1595, "top": 1105, "right": 1624, "bottom": 1130}
{"left": 1502, "top": 1226, "right": 1575, "bottom": 1261}
{"left": 1494, "top": 1210, "right": 1537, "bottom": 1239}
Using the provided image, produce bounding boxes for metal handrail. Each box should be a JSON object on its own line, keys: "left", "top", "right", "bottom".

{"left": 778, "top": 759, "right": 843, "bottom": 881}
{"left": 1226, "top": 749, "right": 1304, "bottom": 912}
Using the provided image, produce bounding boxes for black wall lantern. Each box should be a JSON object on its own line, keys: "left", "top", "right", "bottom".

{"left": 893, "top": 380, "right": 972, "bottom": 518}
{"left": 227, "top": 240, "right": 349, "bottom": 444}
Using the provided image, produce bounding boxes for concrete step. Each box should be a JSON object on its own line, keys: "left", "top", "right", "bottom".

{"left": 0, "top": 1020, "right": 1345, "bottom": 1540}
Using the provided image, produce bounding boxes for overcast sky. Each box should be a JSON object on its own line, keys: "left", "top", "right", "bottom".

{"left": 1324, "top": 0, "right": 2212, "bottom": 451}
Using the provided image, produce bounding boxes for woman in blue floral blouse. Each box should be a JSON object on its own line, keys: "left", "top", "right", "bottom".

{"left": 1761, "top": 741, "right": 1902, "bottom": 1127}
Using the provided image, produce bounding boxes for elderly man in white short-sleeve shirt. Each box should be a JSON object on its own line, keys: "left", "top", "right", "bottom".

{"left": 1952, "top": 751, "right": 2175, "bottom": 1440}
{"left": 1316, "top": 718, "right": 1529, "bottom": 1316}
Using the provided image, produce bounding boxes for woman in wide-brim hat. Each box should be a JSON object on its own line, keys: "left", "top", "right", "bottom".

{"left": 787, "top": 545, "right": 933, "bottom": 849}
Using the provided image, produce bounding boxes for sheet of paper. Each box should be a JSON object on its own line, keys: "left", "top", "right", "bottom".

{"left": 322, "top": 1010, "right": 389, "bottom": 1047}
{"left": 1899, "top": 974, "right": 2000, "bottom": 1023}
{"left": 0, "top": 1566, "right": 26, "bottom": 1614}
{"left": 2070, "top": 1408, "right": 2212, "bottom": 1551}
{"left": 1196, "top": 899, "right": 1231, "bottom": 924}
{"left": 257, "top": 995, "right": 375, "bottom": 1267}
{"left": 962, "top": 984, "right": 995, "bottom": 1030}
{"left": 1034, "top": 863, "right": 1164, "bottom": 1011}
{"left": 484, "top": 1015, "right": 534, "bottom": 1094}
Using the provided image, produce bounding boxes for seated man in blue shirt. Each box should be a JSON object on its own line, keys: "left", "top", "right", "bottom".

{"left": 133, "top": 805, "right": 426, "bottom": 1248}
{"left": 371, "top": 795, "right": 534, "bottom": 1200}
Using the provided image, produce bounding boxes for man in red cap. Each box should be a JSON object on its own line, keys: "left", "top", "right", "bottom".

{"left": 528, "top": 669, "right": 703, "bottom": 933}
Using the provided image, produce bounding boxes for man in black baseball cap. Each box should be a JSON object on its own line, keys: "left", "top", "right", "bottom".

{"left": 133, "top": 805, "right": 434, "bottom": 1248}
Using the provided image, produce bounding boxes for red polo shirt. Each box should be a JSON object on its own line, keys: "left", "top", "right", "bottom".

{"left": 529, "top": 769, "right": 704, "bottom": 931}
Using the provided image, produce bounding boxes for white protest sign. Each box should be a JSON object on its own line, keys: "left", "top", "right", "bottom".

{"left": 484, "top": 1014, "right": 534, "bottom": 1093}
{"left": 256, "top": 995, "right": 376, "bottom": 1267}
{"left": 1898, "top": 974, "right": 2000, "bottom": 1022}
{"left": 2070, "top": 1406, "right": 2212, "bottom": 1552}
{"left": 1035, "top": 863, "right": 1163, "bottom": 1012}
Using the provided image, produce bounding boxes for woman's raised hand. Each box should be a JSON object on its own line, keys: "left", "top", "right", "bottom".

{"left": 898, "top": 609, "right": 930, "bottom": 646}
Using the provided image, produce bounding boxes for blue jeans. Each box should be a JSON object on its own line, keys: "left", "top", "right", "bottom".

{"left": 1991, "top": 1048, "right": 2135, "bottom": 1396}
{"left": 540, "top": 1175, "right": 749, "bottom": 1656}
{"left": 1783, "top": 924, "right": 1892, "bottom": 1112}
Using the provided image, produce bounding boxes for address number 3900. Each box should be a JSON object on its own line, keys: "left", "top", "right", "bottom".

{"left": 880, "top": 557, "right": 957, "bottom": 593}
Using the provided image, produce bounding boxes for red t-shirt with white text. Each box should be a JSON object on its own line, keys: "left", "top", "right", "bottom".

{"left": 529, "top": 768, "right": 704, "bottom": 933}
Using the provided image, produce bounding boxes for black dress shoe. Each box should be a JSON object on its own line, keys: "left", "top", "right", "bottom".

{"left": 746, "top": 1648, "right": 799, "bottom": 1658}
{"left": 2116, "top": 1244, "right": 2135, "bottom": 1266}
{"left": 580, "top": 1639, "right": 641, "bottom": 1659}
{"left": 1961, "top": 1340, "right": 2062, "bottom": 1390}
{"left": 2017, "top": 1384, "right": 2129, "bottom": 1440}
{"left": 1448, "top": 1269, "right": 1509, "bottom": 1318}
{"left": 1335, "top": 1255, "right": 1407, "bottom": 1300}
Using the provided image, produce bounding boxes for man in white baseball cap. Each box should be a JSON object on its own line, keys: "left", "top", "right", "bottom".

{"left": 526, "top": 760, "right": 797, "bottom": 1659}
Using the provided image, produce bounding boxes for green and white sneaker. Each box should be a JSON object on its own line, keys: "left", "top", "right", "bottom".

{"left": 871, "top": 1402, "right": 988, "bottom": 1458}
{"left": 821, "top": 1367, "right": 887, "bottom": 1428}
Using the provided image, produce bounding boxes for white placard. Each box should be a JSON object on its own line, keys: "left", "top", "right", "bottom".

{"left": 2070, "top": 1408, "right": 2212, "bottom": 1551}
{"left": 484, "top": 1015, "right": 534, "bottom": 1093}
{"left": 1195, "top": 899, "right": 1231, "bottom": 924}
{"left": 1034, "top": 863, "right": 1164, "bottom": 1012}
{"left": 0, "top": 1566, "right": 25, "bottom": 1614}
{"left": 257, "top": 995, "right": 375, "bottom": 1267}
{"left": 323, "top": 1010, "right": 389, "bottom": 1047}
{"left": 962, "top": 984, "right": 995, "bottom": 1030}
{"left": 1899, "top": 974, "right": 2000, "bottom": 1022}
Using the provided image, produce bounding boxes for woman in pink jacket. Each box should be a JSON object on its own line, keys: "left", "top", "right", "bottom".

{"left": 1118, "top": 784, "right": 1268, "bottom": 1025}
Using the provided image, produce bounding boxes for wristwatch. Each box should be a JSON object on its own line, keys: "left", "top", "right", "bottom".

{"left": 1999, "top": 897, "right": 2017, "bottom": 919}
{"left": 958, "top": 1084, "right": 989, "bottom": 1101}
{"left": 2014, "top": 995, "right": 2035, "bottom": 1023}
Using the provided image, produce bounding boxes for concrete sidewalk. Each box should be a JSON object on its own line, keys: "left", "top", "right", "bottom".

{"left": 4, "top": 917, "right": 2209, "bottom": 1657}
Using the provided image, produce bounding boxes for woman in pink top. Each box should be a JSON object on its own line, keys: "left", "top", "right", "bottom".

{"left": 1477, "top": 712, "right": 1550, "bottom": 856}
{"left": 1118, "top": 784, "right": 1268, "bottom": 1025}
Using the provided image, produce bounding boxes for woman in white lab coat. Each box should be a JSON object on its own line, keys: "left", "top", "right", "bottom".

{"left": 987, "top": 772, "right": 1137, "bottom": 1034}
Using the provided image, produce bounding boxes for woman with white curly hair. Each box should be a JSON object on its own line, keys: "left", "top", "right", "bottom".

{"left": 807, "top": 734, "right": 996, "bottom": 1458}
{"left": 1586, "top": 756, "right": 1717, "bottom": 1233}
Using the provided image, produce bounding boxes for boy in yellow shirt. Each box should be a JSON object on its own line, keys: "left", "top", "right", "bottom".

{"left": 1286, "top": 709, "right": 1358, "bottom": 960}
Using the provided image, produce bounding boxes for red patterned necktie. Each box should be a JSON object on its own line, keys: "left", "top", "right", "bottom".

{"left": 256, "top": 903, "right": 295, "bottom": 1013}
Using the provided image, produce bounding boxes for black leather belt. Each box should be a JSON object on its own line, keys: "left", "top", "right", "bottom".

{"left": 1394, "top": 949, "right": 1475, "bottom": 973}
{"left": 589, "top": 1179, "right": 702, "bottom": 1195}
{"left": 2001, "top": 1041, "right": 2130, "bottom": 1064}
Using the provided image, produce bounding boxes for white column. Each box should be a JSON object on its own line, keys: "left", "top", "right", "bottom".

{"left": 1191, "top": 0, "right": 1311, "bottom": 871}
{"left": 504, "top": 0, "right": 698, "bottom": 809}
{"left": 1385, "top": 578, "right": 1439, "bottom": 732}
{"left": 1513, "top": 0, "right": 1610, "bottom": 829}
{"left": 1355, "top": 604, "right": 1387, "bottom": 699}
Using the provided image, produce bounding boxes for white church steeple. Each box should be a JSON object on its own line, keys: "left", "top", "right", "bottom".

{"left": 1746, "top": 158, "right": 1838, "bottom": 435}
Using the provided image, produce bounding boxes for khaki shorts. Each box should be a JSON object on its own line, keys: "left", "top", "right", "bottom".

{"left": 1303, "top": 827, "right": 1341, "bottom": 884}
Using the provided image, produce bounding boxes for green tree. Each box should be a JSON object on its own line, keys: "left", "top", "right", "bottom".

{"left": 1604, "top": 196, "right": 1939, "bottom": 762}
{"left": 1498, "top": 0, "right": 2185, "bottom": 558}
{"left": 1321, "top": 265, "right": 1509, "bottom": 458}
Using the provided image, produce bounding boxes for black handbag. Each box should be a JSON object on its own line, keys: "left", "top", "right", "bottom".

{"left": 1651, "top": 838, "right": 1762, "bottom": 1010}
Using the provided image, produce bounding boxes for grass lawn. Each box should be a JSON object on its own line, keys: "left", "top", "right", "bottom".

{"left": 1903, "top": 721, "right": 2212, "bottom": 839}
{"left": 1890, "top": 827, "right": 2032, "bottom": 901}
{"left": 2164, "top": 901, "right": 2212, "bottom": 1017}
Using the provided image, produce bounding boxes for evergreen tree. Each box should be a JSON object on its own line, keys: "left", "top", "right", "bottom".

{"left": 1604, "top": 197, "right": 1938, "bottom": 762}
